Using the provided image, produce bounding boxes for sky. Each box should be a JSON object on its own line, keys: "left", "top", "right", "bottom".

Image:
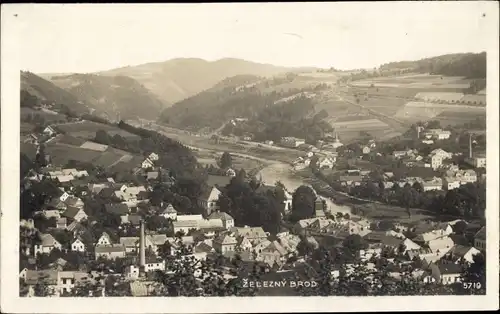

{"left": 2, "top": 2, "right": 497, "bottom": 73}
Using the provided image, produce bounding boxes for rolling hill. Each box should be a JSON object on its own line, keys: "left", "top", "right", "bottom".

{"left": 45, "top": 73, "right": 167, "bottom": 121}
{"left": 21, "top": 71, "right": 89, "bottom": 114}
{"left": 159, "top": 72, "right": 333, "bottom": 132}
{"left": 94, "top": 58, "right": 316, "bottom": 104}
{"left": 379, "top": 52, "right": 486, "bottom": 79}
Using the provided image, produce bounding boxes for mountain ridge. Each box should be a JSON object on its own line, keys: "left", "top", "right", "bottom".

{"left": 40, "top": 58, "right": 318, "bottom": 105}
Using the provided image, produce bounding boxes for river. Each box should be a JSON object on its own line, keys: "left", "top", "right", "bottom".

{"left": 258, "top": 163, "right": 353, "bottom": 215}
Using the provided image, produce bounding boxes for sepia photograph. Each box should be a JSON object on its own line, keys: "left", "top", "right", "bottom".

{"left": 1, "top": 2, "right": 499, "bottom": 313}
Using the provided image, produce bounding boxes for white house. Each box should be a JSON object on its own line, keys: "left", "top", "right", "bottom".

{"left": 430, "top": 155, "right": 443, "bottom": 170}
{"left": 148, "top": 152, "right": 159, "bottom": 161}
{"left": 71, "top": 238, "right": 86, "bottom": 252}
{"left": 225, "top": 168, "right": 236, "bottom": 177}
{"left": 198, "top": 186, "right": 222, "bottom": 216}
{"left": 59, "top": 192, "right": 71, "bottom": 202}
{"left": 141, "top": 158, "right": 154, "bottom": 169}
{"left": 443, "top": 177, "right": 461, "bottom": 190}
{"left": 161, "top": 204, "right": 177, "bottom": 220}
{"left": 430, "top": 148, "right": 453, "bottom": 160}
{"left": 96, "top": 232, "right": 112, "bottom": 246}
{"left": 43, "top": 126, "right": 57, "bottom": 136}
{"left": 208, "top": 212, "right": 234, "bottom": 230}
{"left": 317, "top": 157, "right": 335, "bottom": 169}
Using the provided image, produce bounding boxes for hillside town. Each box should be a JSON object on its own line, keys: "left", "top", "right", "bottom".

{"left": 19, "top": 115, "right": 487, "bottom": 297}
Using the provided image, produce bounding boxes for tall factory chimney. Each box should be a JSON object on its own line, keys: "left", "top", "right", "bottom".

{"left": 139, "top": 219, "right": 146, "bottom": 275}
{"left": 469, "top": 133, "right": 473, "bottom": 159}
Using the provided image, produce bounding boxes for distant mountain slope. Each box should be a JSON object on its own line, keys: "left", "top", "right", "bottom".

{"left": 96, "top": 58, "right": 316, "bottom": 104}
{"left": 47, "top": 74, "right": 167, "bottom": 121}
{"left": 21, "top": 71, "right": 88, "bottom": 114}
{"left": 380, "top": 52, "right": 486, "bottom": 79}
{"left": 159, "top": 72, "right": 330, "bottom": 132}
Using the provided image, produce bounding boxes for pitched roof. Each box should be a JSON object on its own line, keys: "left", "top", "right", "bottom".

{"left": 194, "top": 242, "right": 214, "bottom": 253}
{"left": 162, "top": 204, "right": 177, "bottom": 214}
{"left": 208, "top": 211, "right": 234, "bottom": 221}
{"left": 62, "top": 206, "right": 83, "bottom": 219}
{"left": 40, "top": 233, "right": 60, "bottom": 247}
{"left": 215, "top": 234, "right": 237, "bottom": 245}
{"left": 95, "top": 244, "right": 126, "bottom": 253}
{"left": 231, "top": 226, "right": 267, "bottom": 239}
{"left": 25, "top": 270, "right": 58, "bottom": 285}
{"left": 474, "top": 226, "right": 486, "bottom": 240}
{"left": 147, "top": 172, "right": 159, "bottom": 180}
{"left": 105, "top": 203, "right": 129, "bottom": 215}
{"left": 173, "top": 220, "right": 198, "bottom": 228}
{"left": 449, "top": 245, "right": 475, "bottom": 258}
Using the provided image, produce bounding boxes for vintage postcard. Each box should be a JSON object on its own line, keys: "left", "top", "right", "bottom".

{"left": 1, "top": 2, "right": 499, "bottom": 313}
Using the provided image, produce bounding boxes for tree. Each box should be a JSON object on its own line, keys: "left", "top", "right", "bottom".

{"left": 297, "top": 239, "right": 316, "bottom": 257}
{"left": 342, "top": 234, "right": 367, "bottom": 254}
{"left": 95, "top": 130, "right": 111, "bottom": 145}
{"left": 219, "top": 152, "right": 233, "bottom": 169}
{"left": 291, "top": 185, "right": 316, "bottom": 221}
{"left": 453, "top": 221, "right": 468, "bottom": 235}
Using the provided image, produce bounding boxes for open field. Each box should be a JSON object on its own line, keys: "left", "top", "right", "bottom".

{"left": 55, "top": 121, "right": 139, "bottom": 139}
{"left": 331, "top": 118, "right": 390, "bottom": 131}
{"left": 44, "top": 140, "right": 136, "bottom": 168}
{"left": 394, "top": 101, "right": 486, "bottom": 124}
{"left": 195, "top": 150, "right": 263, "bottom": 171}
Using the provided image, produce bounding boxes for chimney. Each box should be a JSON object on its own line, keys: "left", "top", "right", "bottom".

{"left": 469, "top": 133, "right": 473, "bottom": 159}
{"left": 139, "top": 220, "right": 146, "bottom": 274}
{"left": 416, "top": 126, "right": 420, "bottom": 139}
